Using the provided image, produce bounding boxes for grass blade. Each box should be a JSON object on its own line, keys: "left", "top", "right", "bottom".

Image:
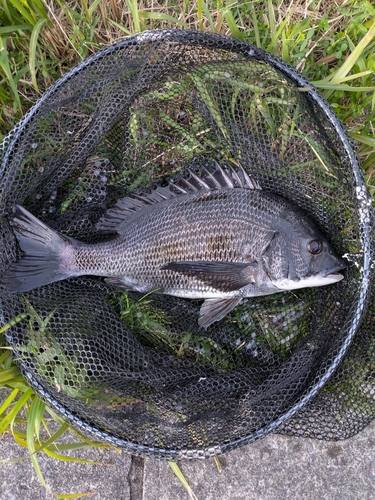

{"left": 0, "top": 349, "right": 12, "bottom": 365}
{"left": 9, "top": 424, "right": 28, "bottom": 448}
{"left": 126, "top": 0, "right": 141, "bottom": 32}
{"left": 314, "top": 83, "right": 375, "bottom": 92}
{"left": 197, "top": 0, "right": 203, "bottom": 31}
{"left": 1, "top": 0, "right": 14, "bottom": 23}
{"left": 266, "top": 11, "right": 292, "bottom": 53}
{"left": 29, "top": 18, "right": 47, "bottom": 92}
{"left": 26, "top": 398, "right": 50, "bottom": 493}
{"left": 201, "top": 0, "right": 215, "bottom": 32}
{"left": 88, "top": 0, "right": 103, "bottom": 19}
{"left": 326, "top": 19, "right": 375, "bottom": 83}
{"left": 267, "top": 0, "right": 276, "bottom": 51}
{"left": 80, "top": 0, "right": 89, "bottom": 22}
{"left": 0, "top": 455, "right": 28, "bottom": 464}
{"left": 0, "top": 24, "right": 31, "bottom": 34}
{"left": 190, "top": 71, "right": 229, "bottom": 139}
{"left": 27, "top": 397, "right": 45, "bottom": 448}
{"left": 0, "top": 366, "right": 22, "bottom": 384}
{"left": 351, "top": 133, "right": 375, "bottom": 147}
{"left": 2, "top": 378, "right": 31, "bottom": 390}
{"left": 7, "top": 0, "right": 36, "bottom": 25}
{"left": 0, "top": 36, "right": 21, "bottom": 109}
{"left": 213, "top": 455, "right": 222, "bottom": 472}
{"left": 168, "top": 460, "right": 198, "bottom": 500}
{"left": 0, "top": 388, "right": 19, "bottom": 415}
{"left": 32, "top": 421, "right": 71, "bottom": 453}
{"left": 54, "top": 492, "right": 96, "bottom": 499}
{"left": 46, "top": 442, "right": 107, "bottom": 452}
{"left": 107, "top": 19, "right": 132, "bottom": 36}
{"left": 0, "top": 313, "right": 27, "bottom": 333}
{"left": 223, "top": 6, "right": 244, "bottom": 40}
{"left": 329, "top": 70, "right": 374, "bottom": 83}
{"left": 43, "top": 447, "right": 104, "bottom": 465}
{"left": 0, "top": 387, "right": 33, "bottom": 433}
{"left": 250, "top": 3, "right": 261, "bottom": 48}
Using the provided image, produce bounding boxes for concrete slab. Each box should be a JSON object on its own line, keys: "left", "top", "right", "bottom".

{"left": 143, "top": 422, "right": 375, "bottom": 500}
{"left": 0, "top": 419, "right": 374, "bottom": 500}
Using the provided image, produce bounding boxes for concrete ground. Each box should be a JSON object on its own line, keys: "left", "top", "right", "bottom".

{"left": 0, "top": 418, "right": 374, "bottom": 500}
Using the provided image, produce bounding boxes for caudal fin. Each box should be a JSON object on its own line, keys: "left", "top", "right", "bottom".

{"left": 2, "top": 205, "right": 76, "bottom": 293}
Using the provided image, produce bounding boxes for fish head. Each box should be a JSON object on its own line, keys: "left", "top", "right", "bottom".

{"left": 261, "top": 211, "right": 346, "bottom": 291}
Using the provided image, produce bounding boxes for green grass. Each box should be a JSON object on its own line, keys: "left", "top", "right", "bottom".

{"left": 0, "top": 317, "right": 111, "bottom": 499}
{"left": 0, "top": 1, "right": 374, "bottom": 179}
{"left": 109, "top": 290, "right": 248, "bottom": 370}
{"left": 1, "top": 0, "right": 375, "bottom": 497}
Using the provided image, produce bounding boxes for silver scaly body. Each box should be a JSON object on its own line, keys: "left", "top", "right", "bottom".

{"left": 2, "top": 164, "right": 346, "bottom": 328}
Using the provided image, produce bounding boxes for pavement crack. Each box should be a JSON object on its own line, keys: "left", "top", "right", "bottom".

{"left": 128, "top": 454, "right": 145, "bottom": 500}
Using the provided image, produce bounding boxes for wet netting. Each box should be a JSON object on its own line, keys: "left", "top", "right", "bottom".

{"left": 0, "top": 30, "right": 374, "bottom": 459}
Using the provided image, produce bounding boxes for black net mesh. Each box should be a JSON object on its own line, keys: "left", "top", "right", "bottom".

{"left": 0, "top": 30, "right": 374, "bottom": 459}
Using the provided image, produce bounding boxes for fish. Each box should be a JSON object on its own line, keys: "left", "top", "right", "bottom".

{"left": 1, "top": 163, "right": 346, "bottom": 329}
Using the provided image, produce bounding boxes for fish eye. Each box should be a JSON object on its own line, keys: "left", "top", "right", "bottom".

{"left": 307, "top": 240, "right": 323, "bottom": 255}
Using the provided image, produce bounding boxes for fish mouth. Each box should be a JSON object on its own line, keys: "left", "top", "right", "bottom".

{"left": 274, "top": 262, "right": 345, "bottom": 290}
{"left": 320, "top": 271, "right": 344, "bottom": 283}
{"left": 320, "top": 261, "right": 346, "bottom": 281}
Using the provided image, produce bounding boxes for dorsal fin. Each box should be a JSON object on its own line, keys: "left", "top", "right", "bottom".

{"left": 213, "top": 161, "right": 234, "bottom": 188}
{"left": 96, "top": 163, "right": 261, "bottom": 233}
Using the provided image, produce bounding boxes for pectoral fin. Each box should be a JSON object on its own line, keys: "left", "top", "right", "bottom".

{"left": 160, "top": 260, "right": 258, "bottom": 292}
{"left": 199, "top": 296, "right": 243, "bottom": 329}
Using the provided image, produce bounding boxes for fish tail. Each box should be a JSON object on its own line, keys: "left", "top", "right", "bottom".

{"left": 2, "top": 205, "right": 77, "bottom": 293}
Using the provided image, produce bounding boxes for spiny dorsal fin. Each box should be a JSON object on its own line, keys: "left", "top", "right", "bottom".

{"left": 96, "top": 162, "right": 261, "bottom": 233}
{"left": 200, "top": 162, "right": 261, "bottom": 191}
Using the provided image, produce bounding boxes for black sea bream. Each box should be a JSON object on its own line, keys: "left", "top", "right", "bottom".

{"left": 2, "top": 164, "right": 345, "bottom": 328}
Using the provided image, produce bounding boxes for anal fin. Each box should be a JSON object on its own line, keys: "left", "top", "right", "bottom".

{"left": 199, "top": 296, "right": 243, "bottom": 329}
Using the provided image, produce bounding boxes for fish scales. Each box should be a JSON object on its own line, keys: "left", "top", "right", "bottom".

{"left": 72, "top": 189, "right": 278, "bottom": 292}
{"left": 1, "top": 164, "right": 346, "bottom": 328}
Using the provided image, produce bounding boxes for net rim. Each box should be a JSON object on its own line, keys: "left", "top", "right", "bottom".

{"left": 2, "top": 29, "right": 373, "bottom": 457}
